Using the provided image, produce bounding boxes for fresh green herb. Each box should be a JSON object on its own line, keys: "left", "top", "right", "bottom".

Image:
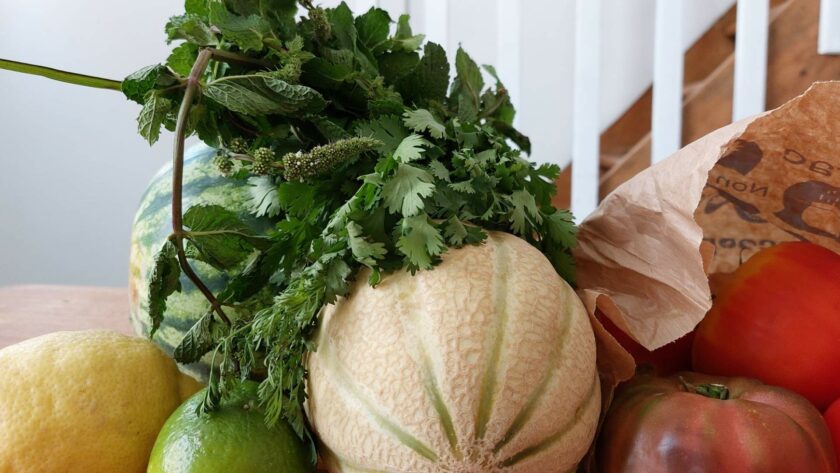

{"left": 0, "top": 0, "right": 577, "bottom": 441}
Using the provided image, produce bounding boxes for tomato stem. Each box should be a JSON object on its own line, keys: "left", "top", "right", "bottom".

{"left": 679, "top": 377, "right": 730, "bottom": 400}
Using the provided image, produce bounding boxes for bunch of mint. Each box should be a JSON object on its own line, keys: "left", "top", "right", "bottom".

{"left": 48, "top": 0, "right": 579, "bottom": 440}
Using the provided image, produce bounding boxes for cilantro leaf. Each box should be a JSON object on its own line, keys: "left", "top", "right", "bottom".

{"left": 543, "top": 208, "right": 577, "bottom": 248}
{"left": 507, "top": 190, "right": 541, "bottom": 235}
{"left": 382, "top": 164, "right": 435, "bottom": 216}
{"left": 247, "top": 176, "right": 282, "bottom": 218}
{"left": 148, "top": 240, "right": 182, "bottom": 337}
{"left": 393, "top": 134, "right": 430, "bottom": 162}
{"left": 444, "top": 216, "right": 486, "bottom": 246}
{"left": 355, "top": 115, "right": 408, "bottom": 154}
{"left": 403, "top": 109, "right": 446, "bottom": 139}
{"left": 396, "top": 214, "right": 446, "bottom": 271}
{"left": 347, "top": 221, "right": 387, "bottom": 266}
{"left": 428, "top": 159, "right": 450, "bottom": 182}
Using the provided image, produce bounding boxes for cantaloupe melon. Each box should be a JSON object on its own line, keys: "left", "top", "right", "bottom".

{"left": 307, "top": 232, "right": 600, "bottom": 473}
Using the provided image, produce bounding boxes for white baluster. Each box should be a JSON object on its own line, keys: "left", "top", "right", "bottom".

{"left": 819, "top": 0, "right": 840, "bottom": 54}
{"left": 350, "top": 0, "right": 378, "bottom": 13}
{"left": 652, "top": 0, "right": 684, "bottom": 164}
{"left": 496, "top": 0, "right": 521, "bottom": 126}
{"left": 733, "top": 0, "right": 769, "bottom": 121}
{"left": 424, "top": 0, "right": 449, "bottom": 49}
{"left": 571, "top": 0, "right": 601, "bottom": 220}
{"left": 377, "top": 0, "right": 407, "bottom": 16}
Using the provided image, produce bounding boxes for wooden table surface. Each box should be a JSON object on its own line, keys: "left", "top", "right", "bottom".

{"left": 0, "top": 285, "right": 133, "bottom": 349}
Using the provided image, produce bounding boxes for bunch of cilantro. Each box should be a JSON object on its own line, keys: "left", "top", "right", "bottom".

{"left": 127, "top": 0, "right": 578, "bottom": 439}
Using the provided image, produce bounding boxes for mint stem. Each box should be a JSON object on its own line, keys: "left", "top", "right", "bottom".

{"left": 0, "top": 58, "right": 121, "bottom": 91}
{"left": 171, "top": 48, "right": 232, "bottom": 326}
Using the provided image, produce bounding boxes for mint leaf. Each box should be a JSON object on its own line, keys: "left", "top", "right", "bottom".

{"left": 393, "top": 134, "right": 430, "bottom": 162}
{"left": 137, "top": 92, "right": 173, "bottom": 145}
{"left": 382, "top": 163, "right": 435, "bottom": 216}
{"left": 167, "top": 42, "right": 199, "bottom": 76}
{"left": 165, "top": 14, "right": 218, "bottom": 45}
{"left": 188, "top": 103, "right": 221, "bottom": 148}
{"left": 397, "top": 42, "right": 449, "bottom": 105}
{"left": 185, "top": 0, "right": 210, "bottom": 17}
{"left": 174, "top": 311, "right": 219, "bottom": 364}
{"left": 379, "top": 51, "right": 419, "bottom": 83}
{"left": 122, "top": 64, "right": 177, "bottom": 104}
{"left": 148, "top": 240, "right": 182, "bottom": 337}
{"left": 204, "top": 74, "right": 326, "bottom": 116}
{"left": 355, "top": 8, "right": 391, "bottom": 54}
{"left": 397, "top": 213, "right": 446, "bottom": 271}
{"left": 184, "top": 204, "right": 266, "bottom": 270}
{"left": 328, "top": 2, "right": 357, "bottom": 50}
{"left": 455, "top": 47, "right": 484, "bottom": 106}
{"left": 392, "top": 15, "right": 424, "bottom": 51}
{"left": 209, "top": 2, "right": 273, "bottom": 51}
{"left": 259, "top": 0, "right": 298, "bottom": 37}
{"left": 403, "top": 109, "right": 446, "bottom": 139}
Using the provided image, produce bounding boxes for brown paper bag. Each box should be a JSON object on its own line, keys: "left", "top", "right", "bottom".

{"left": 577, "top": 81, "right": 840, "bottom": 352}
{"left": 574, "top": 81, "right": 840, "bottom": 471}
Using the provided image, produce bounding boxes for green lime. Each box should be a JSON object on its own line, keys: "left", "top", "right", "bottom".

{"left": 148, "top": 381, "right": 315, "bottom": 473}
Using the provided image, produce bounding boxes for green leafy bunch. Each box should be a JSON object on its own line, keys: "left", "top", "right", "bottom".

{"left": 130, "top": 0, "right": 577, "bottom": 439}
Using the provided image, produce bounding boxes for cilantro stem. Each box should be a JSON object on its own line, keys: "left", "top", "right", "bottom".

{"left": 0, "top": 58, "right": 121, "bottom": 91}
{"left": 171, "top": 48, "right": 232, "bottom": 326}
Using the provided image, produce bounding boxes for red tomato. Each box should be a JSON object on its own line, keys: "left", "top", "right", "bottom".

{"left": 826, "top": 399, "right": 840, "bottom": 467}
{"left": 598, "top": 372, "right": 837, "bottom": 473}
{"left": 693, "top": 242, "right": 840, "bottom": 409}
{"left": 597, "top": 310, "right": 693, "bottom": 375}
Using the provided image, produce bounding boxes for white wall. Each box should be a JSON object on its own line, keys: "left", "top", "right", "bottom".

{"left": 0, "top": 0, "right": 733, "bottom": 286}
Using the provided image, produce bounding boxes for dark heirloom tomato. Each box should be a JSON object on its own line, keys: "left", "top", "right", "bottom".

{"left": 597, "top": 372, "right": 837, "bottom": 473}
{"left": 692, "top": 242, "right": 840, "bottom": 410}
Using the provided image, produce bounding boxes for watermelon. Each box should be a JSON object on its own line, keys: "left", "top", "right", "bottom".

{"left": 129, "top": 144, "right": 273, "bottom": 380}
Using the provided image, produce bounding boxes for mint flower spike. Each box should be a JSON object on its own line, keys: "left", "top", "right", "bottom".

{"left": 282, "top": 137, "right": 382, "bottom": 181}
{"left": 251, "top": 147, "right": 276, "bottom": 176}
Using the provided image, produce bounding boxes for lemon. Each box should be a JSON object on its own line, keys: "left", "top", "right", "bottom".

{"left": 0, "top": 330, "right": 202, "bottom": 473}
{"left": 148, "top": 381, "right": 315, "bottom": 473}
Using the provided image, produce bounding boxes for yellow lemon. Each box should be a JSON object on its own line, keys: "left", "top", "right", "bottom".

{"left": 0, "top": 330, "right": 201, "bottom": 473}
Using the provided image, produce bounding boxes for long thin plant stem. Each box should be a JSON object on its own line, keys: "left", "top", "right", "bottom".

{"left": 0, "top": 58, "right": 121, "bottom": 90}
{"left": 171, "top": 48, "right": 232, "bottom": 326}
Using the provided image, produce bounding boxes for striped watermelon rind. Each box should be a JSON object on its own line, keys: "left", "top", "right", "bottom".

{"left": 128, "top": 144, "right": 272, "bottom": 381}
